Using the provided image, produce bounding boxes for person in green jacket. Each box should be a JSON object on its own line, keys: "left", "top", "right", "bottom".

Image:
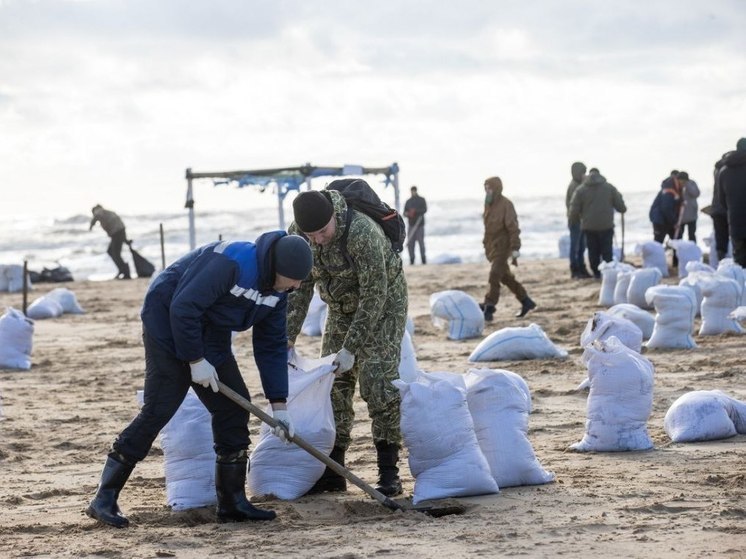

{"left": 568, "top": 168, "right": 627, "bottom": 279}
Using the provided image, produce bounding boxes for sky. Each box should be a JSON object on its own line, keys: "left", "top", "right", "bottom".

{"left": 1, "top": 0, "right": 745, "bottom": 219}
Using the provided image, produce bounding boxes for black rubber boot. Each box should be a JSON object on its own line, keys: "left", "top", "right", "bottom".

{"left": 374, "top": 441, "right": 403, "bottom": 497}
{"left": 116, "top": 263, "right": 131, "bottom": 280}
{"left": 479, "top": 303, "right": 496, "bottom": 322}
{"left": 307, "top": 446, "right": 347, "bottom": 494}
{"left": 86, "top": 452, "right": 135, "bottom": 528}
{"left": 215, "top": 451, "right": 276, "bottom": 522}
{"left": 515, "top": 296, "right": 537, "bottom": 318}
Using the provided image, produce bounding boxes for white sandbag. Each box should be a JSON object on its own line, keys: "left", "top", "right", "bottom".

{"left": 678, "top": 275, "right": 704, "bottom": 318}
{"left": 607, "top": 304, "right": 655, "bottom": 340}
{"left": 405, "top": 315, "right": 415, "bottom": 338}
{"left": 399, "top": 330, "right": 419, "bottom": 383}
{"left": 430, "top": 290, "right": 484, "bottom": 340}
{"left": 598, "top": 261, "right": 620, "bottom": 307}
{"left": 3, "top": 264, "right": 32, "bottom": 293}
{"left": 664, "top": 390, "right": 746, "bottom": 443}
{"left": 612, "top": 271, "right": 632, "bottom": 305}
{"left": 26, "top": 296, "right": 64, "bottom": 320}
{"left": 152, "top": 389, "right": 217, "bottom": 511}
{"left": 464, "top": 369, "right": 554, "bottom": 487}
{"left": 635, "top": 241, "right": 668, "bottom": 277}
{"left": 430, "top": 254, "right": 462, "bottom": 265}
{"left": 698, "top": 275, "right": 744, "bottom": 336}
{"left": 558, "top": 234, "right": 570, "bottom": 258}
{"left": 248, "top": 352, "right": 336, "bottom": 500}
{"left": 729, "top": 306, "right": 746, "bottom": 322}
{"left": 685, "top": 260, "right": 715, "bottom": 275}
{"left": 570, "top": 336, "right": 654, "bottom": 452}
{"left": 627, "top": 268, "right": 662, "bottom": 309}
{"left": 468, "top": 323, "right": 568, "bottom": 362}
{"left": 668, "top": 240, "right": 702, "bottom": 278}
{"left": 300, "top": 291, "right": 327, "bottom": 336}
{"left": 644, "top": 285, "right": 697, "bottom": 349}
{"left": 716, "top": 261, "right": 746, "bottom": 305}
{"left": 580, "top": 311, "right": 642, "bottom": 353}
{"left": 46, "top": 287, "right": 85, "bottom": 314}
{"left": 393, "top": 374, "right": 499, "bottom": 504}
{"left": 0, "top": 307, "right": 34, "bottom": 370}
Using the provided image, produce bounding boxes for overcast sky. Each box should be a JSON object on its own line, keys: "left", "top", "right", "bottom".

{"left": 1, "top": 0, "right": 745, "bottom": 218}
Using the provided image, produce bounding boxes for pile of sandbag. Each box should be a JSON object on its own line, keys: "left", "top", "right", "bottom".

{"left": 468, "top": 323, "right": 567, "bottom": 362}
{"left": 0, "top": 308, "right": 34, "bottom": 370}
{"left": 26, "top": 288, "right": 85, "bottom": 320}
{"left": 664, "top": 390, "right": 746, "bottom": 443}
{"left": 429, "top": 290, "right": 484, "bottom": 340}
{"left": 571, "top": 336, "right": 655, "bottom": 452}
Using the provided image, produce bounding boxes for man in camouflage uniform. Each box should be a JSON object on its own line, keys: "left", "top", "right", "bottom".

{"left": 286, "top": 184, "right": 408, "bottom": 497}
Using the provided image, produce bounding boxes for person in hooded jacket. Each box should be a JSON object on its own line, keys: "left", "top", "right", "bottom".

{"left": 569, "top": 168, "right": 627, "bottom": 279}
{"left": 86, "top": 231, "right": 313, "bottom": 528}
{"left": 481, "top": 176, "right": 536, "bottom": 321}
{"left": 717, "top": 137, "right": 746, "bottom": 267}
{"left": 565, "top": 162, "right": 591, "bottom": 278}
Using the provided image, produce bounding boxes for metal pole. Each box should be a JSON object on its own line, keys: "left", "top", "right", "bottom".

{"left": 392, "top": 169, "right": 400, "bottom": 212}
{"left": 185, "top": 168, "right": 196, "bottom": 251}
{"left": 22, "top": 260, "right": 28, "bottom": 316}
{"left": 277, "top": 183, "right": 285, "bottom": 230}
{"left": 159, "top": 223, "right": 166, "bottom": 269}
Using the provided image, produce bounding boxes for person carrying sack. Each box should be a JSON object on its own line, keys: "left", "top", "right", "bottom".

{"left": 89, "top": 204, "right": 130, "bottom": 279}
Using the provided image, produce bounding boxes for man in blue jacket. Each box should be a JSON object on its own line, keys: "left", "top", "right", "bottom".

{"left": 86, "top": 232, "right": 313, "bottom": 528}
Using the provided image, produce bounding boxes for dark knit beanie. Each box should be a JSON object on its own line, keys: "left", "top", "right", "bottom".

{"left": 273, "top": 235, "right": 313, "bottom": 280}
{"left": 292, "top": 191, "right": 334, "bottom": 232}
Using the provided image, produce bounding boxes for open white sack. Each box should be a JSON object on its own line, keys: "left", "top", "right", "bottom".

{"left": 464, "top": 368, "right": 554, "bottom": 487}
{"left": 393, "top": 374, "right": 498, "bottom": 504}
{"left": 580, "top": 311, "right": 643, "bottom": 353}
{"left": 429, "top": 290, "right": 484, "bottom": 340}
{"left": 248, "top": 352, "right": 336, "bottom": 500}
{"left": 468, "top": 323, "right": 568, "bottom": 362}
{"left": 300, "top": 291, "right": 327, "bottom": 337}
{"left": 635, "top": 241, "right": 668, "bottom": 277}
{"left": 0, "top": 307, "right": 34, "bottom": 370}
{"left": 664, "top": 390, "right": 746, "bottom": 443}
{"left": 644, "top": 285, "right": 697, "bottom": 349}
{"left": 570, "top": 336, "right": 654, "bottom": 452}
{"left": 607, "top": 304, "right": 655, "bottom": 340}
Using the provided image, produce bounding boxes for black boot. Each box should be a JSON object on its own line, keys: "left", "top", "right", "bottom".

{"left": 215, "top": 451, "right": 276, "bottom": 522}
{"left": 479, "top": 303, "right": 496, "bottom": 322}
{"left": 116, "top": 263, "right": 131, "bottom": 280}
{"left": 374, "top": 441, "right": 403, "bottom": 497}
{"left": 515, "top": 296, "right": 537, "bottom": 318}
{"left": 86, "top": 452, "right": 135, "bottom": 528}
{"left": 307, "top": 446, "right": 347, "bottom": 494}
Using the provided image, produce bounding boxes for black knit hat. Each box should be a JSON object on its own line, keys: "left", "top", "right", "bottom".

{"left": 273, "top": 235, "right": 313, "bottom": 280}
{"left": 292, "top": 191, "right": 334, "bottom": 232}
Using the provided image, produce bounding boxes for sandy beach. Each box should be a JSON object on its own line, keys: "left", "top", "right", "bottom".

{"left": 1, "top": 257, "right": 744, "bottom": 558}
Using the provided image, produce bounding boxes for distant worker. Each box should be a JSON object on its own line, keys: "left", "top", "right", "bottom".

{"left": 649, "top": 171, "right": 685, "bottom": 268}
{"left": 85, "top": 232, "right": 313, "bottom": 527}
{"left": 674, "top": 171, "right": 700, "bottom": 242}
{"left": 565, "top": 162, "right": 591, "bottom": 279}
{"left": 717, "top": 137, "right": 746, "bottom": 267}
{"left": 89, "top": 204, "right": 130, "bottom": 280}
{"left": 569, "top": 168, "right": 627, "bottom": 279}
{"left": 403, "top": 186, "right": 428, "bottom": 265}
{"left": 481, "top": 176, "right": 536, "bottom": 321}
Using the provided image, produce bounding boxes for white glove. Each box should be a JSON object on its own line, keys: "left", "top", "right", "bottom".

{"left": 189, "top": 359, "right": 219, "bottom": 392}
{"left": 333, "top": 348, "right": 355, "bottom": 375}
{"left": 271, "top": 408, "right": 295, "bottom": 443}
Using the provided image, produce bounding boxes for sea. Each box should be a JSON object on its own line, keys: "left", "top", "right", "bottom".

{"left": 0, "top": 190, "right": 714, "bottom": 282}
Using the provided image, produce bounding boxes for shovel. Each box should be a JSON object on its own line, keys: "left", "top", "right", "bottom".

{"left": 217, "top": 381, "right": 465, "bottom": 517}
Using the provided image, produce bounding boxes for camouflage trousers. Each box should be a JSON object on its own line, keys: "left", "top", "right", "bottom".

{"left": 321, "top": 300, "right": 407, "bottom": 450}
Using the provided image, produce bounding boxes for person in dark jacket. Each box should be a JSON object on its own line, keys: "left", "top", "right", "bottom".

{"left": 89, "top": 204, "right": 131, "bottom": 279}
{"left": 708, "top": 155, "right": 732, "bottom": 261}
{"left": 565, "top": 162, "right": 591, "bottom": 278}
{"left": 569, "top": 168, "right": 626, "bottom": 279}
{"left": 86, "top": 232, "right": 313, "bottom": 528}
{"left": 649, "top": 171, "right": 686, "bottom": 267}
{"left": 717, "top": 137, "right": 746, "bottom": 267}
{"left": 403, "top": 185, "right": 428, "bottom": 265}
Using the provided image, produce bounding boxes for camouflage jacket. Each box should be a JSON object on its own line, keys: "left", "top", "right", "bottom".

{"left": 287, "top": 190, "right": 407, "bottom": 354}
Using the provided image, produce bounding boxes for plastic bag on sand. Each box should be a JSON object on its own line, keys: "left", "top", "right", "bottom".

{"left": 664, "top": 390, "right": 746, "bottom": 442}
{"left": 607, "top": 304, "right": 655, "bottom": 340}
{"left": 249, "top": 351, "right": 336, "bottom": 500}
{"left": 46, "top": 287, "right": 85, "bottom": 314}
{"left": 468, "top": 323, "right": 568, "bottom": 362}
{"left": 0, "top": 308, "right": 34, "bottom": 370}
{"left": 644, "top": 285, "right": 697, "bottom": 349}
{"left": 429, "top": 290, "right": 484, "bottom": 340}
{"left": 570, "top": 336, "right": 654, "bottom": 452}
{"left": 393, "top": 374, "right": 498, "bottom": 504}
{"left": 464, "top": 368, "right": 554, "bottom": 487}
{"left": 580, "top": 311, "right": 643, "bottom": 353}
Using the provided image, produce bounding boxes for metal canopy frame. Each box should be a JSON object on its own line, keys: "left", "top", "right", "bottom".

{"left": 184, "top": 162, "right": 400, "bottom": 250}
